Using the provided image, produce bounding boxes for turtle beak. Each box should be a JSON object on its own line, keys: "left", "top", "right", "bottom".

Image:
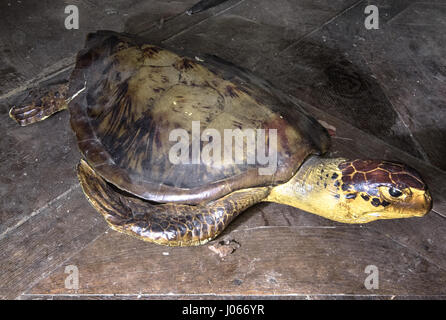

{"left": 417, "top": 190, "right": 433, "bottom": 217}
{"left": 408, "top": 189, "right": 433, "bottom": 217}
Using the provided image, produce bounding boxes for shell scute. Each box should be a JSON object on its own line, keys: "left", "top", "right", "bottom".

{"left": 365, "top": 169, "right": 393, "bottom": 185}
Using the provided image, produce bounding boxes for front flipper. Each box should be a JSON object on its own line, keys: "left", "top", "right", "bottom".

{"left": 9, "top": 83, "right": 69, "bottom": 126}
{"left": 77, "top": 159, "right": 270, "bottom": 246}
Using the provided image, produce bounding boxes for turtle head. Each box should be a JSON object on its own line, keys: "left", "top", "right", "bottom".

{"left": 265, "top": 157, "right": 432, "bottom": 224}
{"left": 337, "top": 159, "right": 432, "bottom": 222}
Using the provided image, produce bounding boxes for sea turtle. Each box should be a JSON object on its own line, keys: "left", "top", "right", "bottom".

{"left": 9, "top": 31, "right": 432, "bottom": 246}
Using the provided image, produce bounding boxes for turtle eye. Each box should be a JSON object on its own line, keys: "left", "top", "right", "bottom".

{"left": 389, "top": 187, "right": 403, "bottom": 197}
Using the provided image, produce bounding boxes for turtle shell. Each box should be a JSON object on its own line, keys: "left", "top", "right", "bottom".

{"left": 68, "top": 31, "right": 330, "bottom": 204}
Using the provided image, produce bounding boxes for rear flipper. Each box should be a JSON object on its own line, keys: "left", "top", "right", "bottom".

{"left": 9, "top": 83, "right": 69, "bottom": 126}
{"left": 77, "top": 159, "right": 270, "bottom": 246}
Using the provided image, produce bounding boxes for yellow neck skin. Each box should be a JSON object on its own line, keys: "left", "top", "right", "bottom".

{"left": 265, "top": 156, "right": 355, "bottom": 222}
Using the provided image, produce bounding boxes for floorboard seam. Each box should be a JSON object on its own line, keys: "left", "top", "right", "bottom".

{"left": 272, "top": 0, "right": 364, "bottom": 56}
{"left": 366, "top": 226, "right": 446, "bottom": 273}
{"left": 357, "top": 50, "right": 432, "bottom": 164}
{"left": 160, "top": 0, "right": 246, "bottom": 44}
{"left": 231, "top": 225, "right": 341, "bottom": 233}
{"left": 432, "top": 209, "right": 446, "bottom": 219}
{"left": 17, "top": 226, "right": 108, "bottom": 300}
{"left": 0, "top": 184, "right": 80, "bottom": 240}
{"left": 0, "top": 57, "right": 75, "bottom": 102}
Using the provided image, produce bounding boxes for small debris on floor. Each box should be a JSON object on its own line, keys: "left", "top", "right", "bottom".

{"left": 208, "top": 239, "right": 241, "bottom": 258}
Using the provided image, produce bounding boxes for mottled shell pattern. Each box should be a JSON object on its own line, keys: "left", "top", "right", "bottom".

{"left": 68, "top": 31, "right": 330, "bottom": 204}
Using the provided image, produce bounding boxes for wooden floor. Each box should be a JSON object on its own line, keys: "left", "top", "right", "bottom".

{"left": 1, "top": 0, "right": 445, "bottom": 299}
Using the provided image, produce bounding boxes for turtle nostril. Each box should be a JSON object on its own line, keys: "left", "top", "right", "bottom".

{"left": 424, "top": 192, "right": 432, "bottom": 207}
{"left": 423, "top": 191, "right": 433, "bottom": 213}
{"left": 424, "top": 191, "right": 432, "bottom": 202}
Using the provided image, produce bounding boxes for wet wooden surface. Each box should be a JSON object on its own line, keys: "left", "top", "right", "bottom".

{"left": 0, "top": 0, "right": 445, "bottom": 299}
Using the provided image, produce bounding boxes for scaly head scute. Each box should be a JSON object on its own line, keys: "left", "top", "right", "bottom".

{"left": 337, "top": 159, "right": 432, "bottom": 221}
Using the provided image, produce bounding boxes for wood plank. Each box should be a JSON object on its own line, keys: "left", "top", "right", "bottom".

{"left": 0, "top": 86, "right": 79, "bottom": 237}
{"left": 27, "top": 224, "right": 446, "bottom": 296}
{"left": 0, "top": 187, "right": 108, "bottom": 299}
{"left": 357, "top": 2, "right": 446, "bottom": 170}
{"left": 0, "top": 0, "right": 198, "bottom": 97}
{"left": 19, "top": 293, "right": 446, "bottom": 300}
{"left": 138, "top": 0, "right": 247, "bottom": 42}
{"left": 251, "top": 4, "right": 428, "bottom": 163}
{"left": 161, "top": 0, "right": 360, "bottom": 69}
